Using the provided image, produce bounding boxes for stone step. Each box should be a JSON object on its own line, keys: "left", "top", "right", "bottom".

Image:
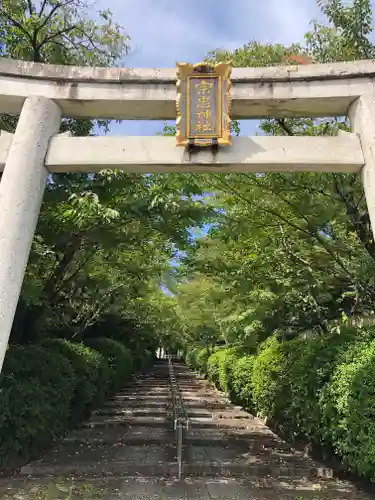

{"left": 20, "top": 460, "right": 335, "bottom": 481}
{"left": 133, "top": 378, "right": 170, "bottom": 382}
{"left": 102, "top": 400, "right": 169, "bottom": 409}
{"left": 181, "top": 396, "right": 228, "bottom": 403}
{"left": 130, "top": 381, "right": 170, "bottom": 385}
{"left": 116, "top": 390, "right": 171, "bottom": 396}
{"left": 80, "top": 416, "right": 170, "bottom": 429}
{"left": 20, "top": 440, "right": 328, "bottom": 482}
{"left": 182, "top": 392, "right": 221, "bottom": 398}
{"left": 127, "top": 376, "right": 169, "bottom": 380}
{"left": 111, "top": 395, "right": 171, "bottom": 401}
{"left": 184, "top": 462, "right": 335, "bottom": 479}
{"left": 64, "top": 426, "right": 172, "bottom": 445}
{"left": 211, "top": 410, "right": 253, "bottom": 419}
{"left": 64, "top": 435, "right": 173, "bottom": 446}
{"left": 183, "top": 401, "right": 235, "bottom": 410}
{"left": 65, "top": 422, "right": 289, "bottom": 445}
{"left": 94, "top": 408, "right": 212, "bottom": 419}
{"left": 187, "top": 412, "right": 218, "bottom": 418}
{"left": 93, "top": 408, "right": 173, "bottom": 417}
{"left": 188, "top": 417, "right": 258, "bottom": 429}
{"left": 20, "top": 443, "right": 175, "bottom": 476}
{"left": 3, "top": 475, "right": 364, "bottom": 500}
{"left": 83, "top": 415, "right": 257, "bottom": 430}
{"left": 186, "top": 443, "right": 307, "bottom": 466}
{"left": 124, "top": 391, "right": 170, "bottom": 396}
{"left": 63, "top": 432, "right": 292, "bottom": 451}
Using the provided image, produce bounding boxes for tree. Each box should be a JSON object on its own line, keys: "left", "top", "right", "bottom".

{"left": 0, "top": 0, "right": 128, "bottom": 65}
{"left": 0, "top": 1, "right": 210, "bottom": 345}
{"left": 172, "top": 0, "right": 375, "bottom": 349}
{"left": 0, "top": 0, "right": 129, "bottom": 134}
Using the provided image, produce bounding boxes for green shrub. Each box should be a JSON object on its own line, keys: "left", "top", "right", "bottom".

{"left": 186, "top": 347, "right": 199, "bottom": 370}
{"left": 251, "top": 336, "right": 287, "bottom": 419}
{"left": 218, "top": 347, "right": 244, "bottom": 394}
{"left": 0, "top": 345, "right": 75, "bottom": 465}
{"left": 40, "top": 338, "right": 110, "bottom": 418}
{"left": 283, "top": 330, "right": 357, "bottom": 442}
{"left": 182, "top": 325, "right": 375, "bottom": 481}
{"left": 251, "top": 331, "right": 360, "bottom": 426}
{"left": 185, "top": 346, "right": 211, "bottom": 372}
{"left": 0, "top": 336, "right": 148, "bottom": 471}
{"left": 84, "top": 337, "right": 133, "bottom": 391}
{"left": 195, "top": 347, "right": 211, "bottom": 373}
{"left": 206, "top": 351, "right": 220, "bottom": 385}
{"left": 231, "top": 354, "right": 256, "bottom": 410}
{"left": 320, "top": 339, "right": 375, "bottom": 479}
{"left": 207, "top": 349, "right": 227, "bottom": 386}
{"left": 206, "top": 347, "right": 242, "bottom": 393}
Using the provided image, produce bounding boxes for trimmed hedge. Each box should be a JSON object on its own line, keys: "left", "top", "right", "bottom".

{"left": 186, "top": 325, "right": 375, "bottom": 482}
{"left": 0, "top": 345, "right": 75, "bottom": 465}
{"left": 0, "top": 338, "right": 150, "bottom": 471}
{"left": 40, "top": 338, "right": 110, "bottom": 418}
{"left": 321, "top": 338, "right": 375, "bottom": 477}
{"left": 186, "top": 347, "right": 199, "bottom": 370}
{"left": 251, "top": 336, "right": 287, "bottom": 420}
{"left": 280, "top": 330, "right": 358, "bottom": 443}
{"left": 84, "top": 337, "right": 133, "bottom": 392}
{"left": 206, "top": 349, "right": 223, "bottom": 385}
{"left": 231, "top": 354, "right": 255, "bottom": 410}
{"left": 186, "top": 346, "right": 211, "bottom": 373}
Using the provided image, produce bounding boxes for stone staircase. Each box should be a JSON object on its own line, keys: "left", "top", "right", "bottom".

{"left": 0, "top": 360, "right": 372, "bottom": 499}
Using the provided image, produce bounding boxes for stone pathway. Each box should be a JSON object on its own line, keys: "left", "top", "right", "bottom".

{"left": 0, "top": 360, "right": 373, "bottom": 499}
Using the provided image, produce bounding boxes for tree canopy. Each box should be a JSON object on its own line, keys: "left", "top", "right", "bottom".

{"left": 157, "top": 0, "right": 375, "bottom": 351}
{"left": 0, "top": 0, "right": 210, "bottom": 347}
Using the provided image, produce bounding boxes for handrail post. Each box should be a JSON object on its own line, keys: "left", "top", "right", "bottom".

{"left": 177, "top": 420, "right": 183, "bottom": 480}
{"left": 168, "top": 356, "right": 190, "bottom": 480}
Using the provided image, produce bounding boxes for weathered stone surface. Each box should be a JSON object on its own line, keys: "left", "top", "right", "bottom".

{"left": 1, "top": 57, "right": 375, "bottom": 119}
{"left": 0, "top": 135, "right": 365, "bottom": 174}
{"left": 0, "top": 96, "right": 61, "bottom": 373}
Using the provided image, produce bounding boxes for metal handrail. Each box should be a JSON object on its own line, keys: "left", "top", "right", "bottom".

{"left": 168, "top": 356, "right": 190, "bottom": 479}
{"left": 168, "top": 358, "right": 189, "bottom": 428}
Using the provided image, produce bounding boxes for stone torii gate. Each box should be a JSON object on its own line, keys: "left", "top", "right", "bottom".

{"left": 0, "top": 58, "right": 374, "bottom": 372}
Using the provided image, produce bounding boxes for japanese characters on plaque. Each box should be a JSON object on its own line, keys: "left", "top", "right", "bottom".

{"left": 176, "top": 62, "right": 232, "bottom": 147}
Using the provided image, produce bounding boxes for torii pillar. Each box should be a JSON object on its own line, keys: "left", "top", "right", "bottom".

{"left": 0, "top": 96, "right": 61, "bottom": 370}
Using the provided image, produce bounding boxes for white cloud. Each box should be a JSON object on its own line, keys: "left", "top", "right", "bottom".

{"left": 95, "top": 0, "right": 245, "bottom": 67}
{"left": 93, "top": 0, "right": 321, "bottom": 67}
{"left": 91, "top": 0, "right": 321, "bottom": 136}
{"left": 256, "top": 0, "right": 319, "bottom": 44}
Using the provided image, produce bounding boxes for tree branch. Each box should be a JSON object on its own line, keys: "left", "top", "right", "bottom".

{"left": 54, "top": 247, "right": 98, "bottom": 296}
{"left": 39, "top": 0, "right": 49, "bottom": 17}
{"left": 27, "top": 0, "right": 34, "bottom": 15}
{"left": 211, "top": 174, "right": 361, "bottom": 283}
{"left": 332, "top": 173, "right": 375, "bottom": 262}
{"left": 37, "top": 2, "right": 66, "bottom": 33}
{"left": 276, "top": 118, "right": 295, "bottom": 136}
{"left": 0, "top": 10, "right": 34, "bottom": 44}
{"left": 36, "top": 24, "right": 80, "bottom": 50}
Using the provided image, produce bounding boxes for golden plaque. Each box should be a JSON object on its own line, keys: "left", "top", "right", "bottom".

{"left": 176, "top": 62, "right": 232, "bottom": 147}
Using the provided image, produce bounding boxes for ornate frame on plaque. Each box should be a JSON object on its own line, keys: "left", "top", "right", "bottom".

{"left": 176, "top": 62, "right": 232, "bottom": 147}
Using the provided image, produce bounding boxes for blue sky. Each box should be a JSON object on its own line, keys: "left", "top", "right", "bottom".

{"left": 94, "top": 0, "right": 326, "bottom": 138}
